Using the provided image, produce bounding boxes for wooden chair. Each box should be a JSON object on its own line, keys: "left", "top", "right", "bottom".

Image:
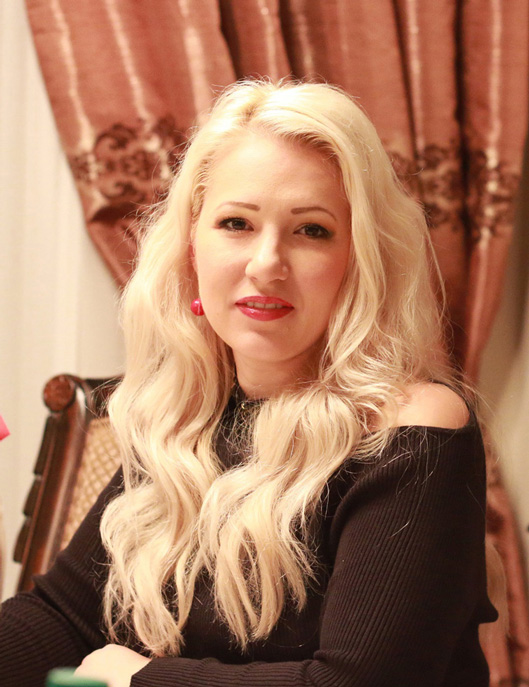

{"left": 14, "top": 374, "right": 121, "bottom": 592}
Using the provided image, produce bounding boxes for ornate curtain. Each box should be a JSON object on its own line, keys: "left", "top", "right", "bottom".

{"left": 25, "top": 1, "right": 529, "bottom": 683}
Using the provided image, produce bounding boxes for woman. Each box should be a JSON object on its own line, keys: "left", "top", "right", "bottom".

{"left": 0, "top": 80, "right": 497, "bottom": 686}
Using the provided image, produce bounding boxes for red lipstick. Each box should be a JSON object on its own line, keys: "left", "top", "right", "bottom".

{"left": 235, "top": 295, "right": 294, "bottom": 321}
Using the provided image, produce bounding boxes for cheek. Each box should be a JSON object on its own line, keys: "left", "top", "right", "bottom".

{"left": 197, "top": 253, "right": 236, "bottom": 279}
{"left": 193, "top": 236, "right": 218, "bottom": 281}
{"left": 195, "top": 231, "right": 248, "bottom": 274}
{"left": 194, "top": 245, "right": 242, "bottom": 302}
{"left": 306, "top": 255, "right": 349, "bottom": 304}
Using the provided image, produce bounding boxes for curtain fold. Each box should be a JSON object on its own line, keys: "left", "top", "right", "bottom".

{"left": 393, "top": 0, "right": 468, "bottom": 356}
{"left": 27, "top": 0, "right": 236, "bottom": 283}
{"left": 219, "top": 0, "right": 289, "bottom": 78}
{"left": 461, "top": 0, "right": 529, "bottom": 380}
{"left": 24, "top": 1, "right": 529, "bottom": 683}
{"left": 281, "top": 0, "right": 417, "bottom": 170}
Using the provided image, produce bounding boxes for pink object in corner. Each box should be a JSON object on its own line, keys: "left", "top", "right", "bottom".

{"left": 0, "top": 414, "right": 10, "bottom": 441}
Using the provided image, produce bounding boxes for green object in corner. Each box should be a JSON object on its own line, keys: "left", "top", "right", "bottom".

{"left": 46, "top": 667, "right": 108, "bottom": 687}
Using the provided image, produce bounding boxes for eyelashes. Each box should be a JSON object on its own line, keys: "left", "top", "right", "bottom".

{"left": 217, "top": 217, "right": 249, "bottom": 232}
{"left": 297, "top": 224, "right": 332, "bottom": 239}
{"left": 216, "top": 216, "right": 333, "bottom": 239}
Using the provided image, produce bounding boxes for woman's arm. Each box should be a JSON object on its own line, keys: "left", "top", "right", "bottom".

{"left": 123, "top": 407, "right": 494, "bottom": 686}
{"left": 0, "top": 469, "right": 123, "bottom": 687}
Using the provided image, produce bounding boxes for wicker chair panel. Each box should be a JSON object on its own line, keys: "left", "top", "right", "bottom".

{"left": 60, "top": 417, "right": 121, "bottom": 548}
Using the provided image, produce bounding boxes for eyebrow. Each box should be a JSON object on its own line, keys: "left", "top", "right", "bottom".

{"left": 216, "top": 201, "right": 260, "bottom": 212}
{"left": 215, "top": 201, "right": 337, "bottom": 221}
{"left": 291, "top": 205, "right": 337, "bottom": 221}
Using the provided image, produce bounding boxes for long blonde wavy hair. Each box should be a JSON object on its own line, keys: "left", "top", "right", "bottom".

{"left": 101, "top": 79, "right": 456, "bottom": 656}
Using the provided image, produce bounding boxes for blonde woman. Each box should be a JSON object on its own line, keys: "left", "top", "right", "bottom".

{"left": 0, "top": 80, "right": 497, "bottom": 687}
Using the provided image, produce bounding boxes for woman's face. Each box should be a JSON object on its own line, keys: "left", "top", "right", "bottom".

{"left": 192, "top": 131, "right": 351, "bottom": 396}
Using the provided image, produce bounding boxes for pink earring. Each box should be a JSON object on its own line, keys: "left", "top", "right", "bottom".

{"left": 191, "top": 298, "right": 205, "bottom": 316}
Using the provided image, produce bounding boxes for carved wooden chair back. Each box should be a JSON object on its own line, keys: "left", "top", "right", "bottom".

{"left": 14, "top": 375, "right": 121, "bottom": 592}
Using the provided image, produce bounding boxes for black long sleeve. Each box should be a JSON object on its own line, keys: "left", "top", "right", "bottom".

{"left": 132, "top": 424, "right": 497, "bottom": 687}
{"left": 0, "top": 423, "right": 497, "bottom": 687}
{"left": 0, "top": 470, "right": 122, "bottom": 685}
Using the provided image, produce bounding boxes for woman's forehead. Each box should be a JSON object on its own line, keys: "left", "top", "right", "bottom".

{"left": 200, "top": 132, "right": 349, "bottom": 214}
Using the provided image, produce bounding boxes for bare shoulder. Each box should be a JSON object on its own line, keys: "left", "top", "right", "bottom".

{"left": 394, "top": 382, "right": 470, "bottom": 429}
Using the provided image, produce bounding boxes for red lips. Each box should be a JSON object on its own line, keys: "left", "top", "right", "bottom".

{"left": 235, "top": 295, "right": 294, "bottom": 321}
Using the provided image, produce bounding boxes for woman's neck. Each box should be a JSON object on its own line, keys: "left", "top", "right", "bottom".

{"left": 235, "top": 359, "right": 317, "bottom": 400}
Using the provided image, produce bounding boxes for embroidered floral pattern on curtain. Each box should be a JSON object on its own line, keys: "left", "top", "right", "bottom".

{"left": 24, "top": 1, "right": 529, "bottom": 684}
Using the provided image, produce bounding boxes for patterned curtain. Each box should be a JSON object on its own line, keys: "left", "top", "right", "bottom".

{"left": 25, "top": 1, "right": 529, "bottom": 683}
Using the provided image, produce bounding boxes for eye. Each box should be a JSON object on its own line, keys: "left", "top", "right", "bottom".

{"left": 217, "top": 217, "right": 251, "bottom": 232}
{"left": 296, "top": 223, "right": 332, "bottom": 239}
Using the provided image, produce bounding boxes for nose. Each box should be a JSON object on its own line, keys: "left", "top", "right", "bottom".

{"left": 245, "top": 230, "right": 288, "bottom": 283}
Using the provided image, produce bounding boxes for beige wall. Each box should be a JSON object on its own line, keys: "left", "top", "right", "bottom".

{"left": 480, "top": 134, "right": 529, "bottom": 581}
{"left": 0, "top": 3, "right": 124, "bottom": 599}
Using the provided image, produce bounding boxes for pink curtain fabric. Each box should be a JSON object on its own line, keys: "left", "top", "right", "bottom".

{"left": 461, "top": 0, "right": 529, "bottom": 381}
{"left": 27, "top": 0, "right": 237, "bottom": 284}
{"left": 25, "top": 1, "right": 529, "bottom": 683}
